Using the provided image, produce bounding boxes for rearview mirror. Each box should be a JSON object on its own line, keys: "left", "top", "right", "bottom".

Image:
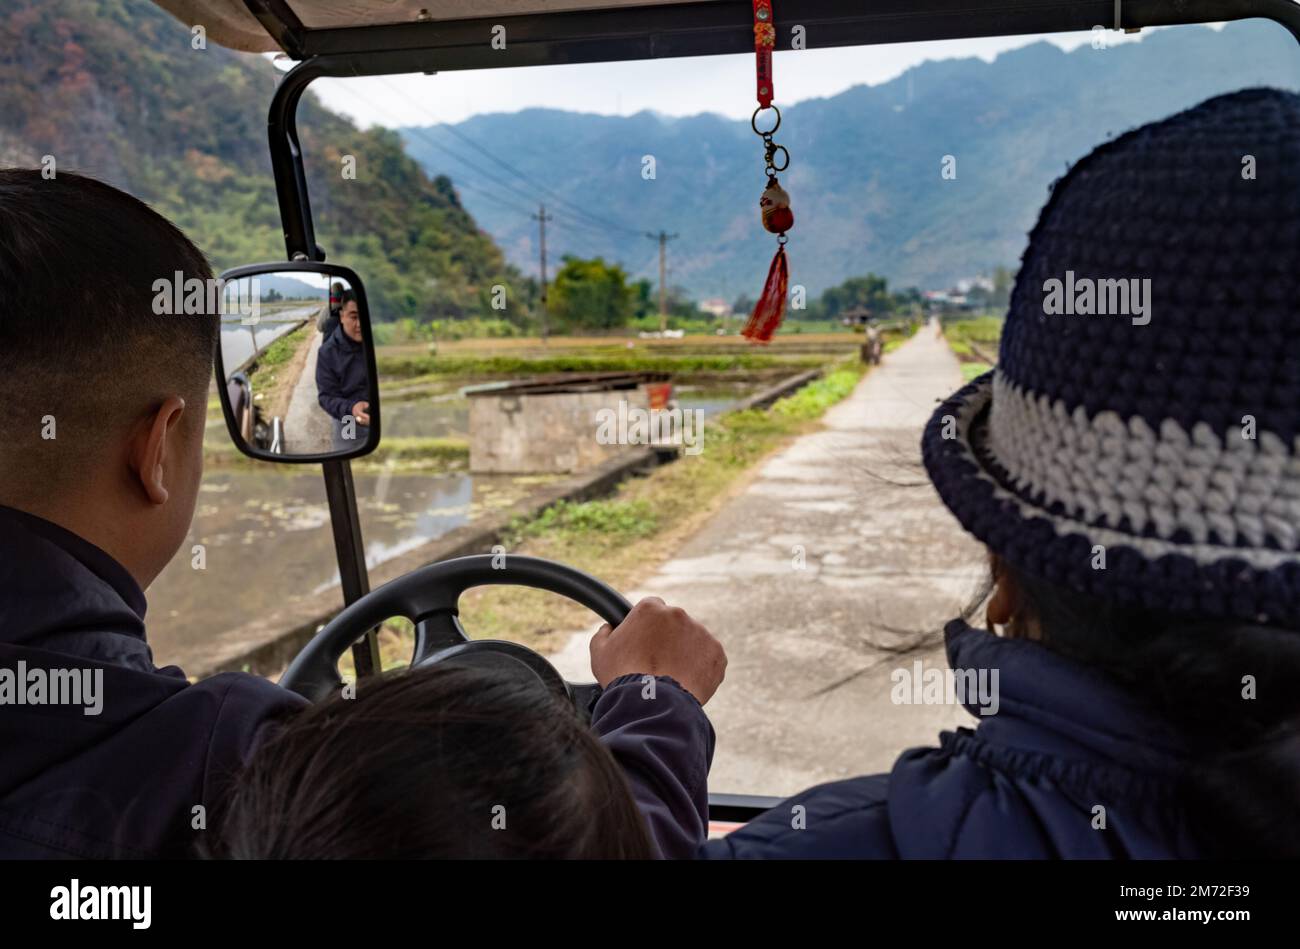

{"left": 215, "top": 262, "right": 380, "bottom": 463}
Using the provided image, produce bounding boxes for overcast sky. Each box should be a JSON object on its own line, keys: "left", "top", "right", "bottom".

{"left": 309, "top": 27, "right": 1170, "bottom": 128}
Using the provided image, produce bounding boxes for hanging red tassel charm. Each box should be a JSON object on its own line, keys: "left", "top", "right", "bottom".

{"left": 742, "top": 244, "right": 788, "bottom": 343}
{"left": 744, "top": 0, "right": 793, "bottom": 344}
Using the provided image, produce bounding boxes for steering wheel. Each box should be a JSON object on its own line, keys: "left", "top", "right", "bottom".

{"left": 279, "top": 555, "right": 632, "bottom": 712}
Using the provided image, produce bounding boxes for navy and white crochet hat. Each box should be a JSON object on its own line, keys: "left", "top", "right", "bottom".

{"left": 922, "top": 88, "right": 1300, "bottom": 626}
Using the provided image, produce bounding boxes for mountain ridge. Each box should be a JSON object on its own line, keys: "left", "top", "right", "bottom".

{"left": 403, "top": 21, "right": 1300, "bottom": 298}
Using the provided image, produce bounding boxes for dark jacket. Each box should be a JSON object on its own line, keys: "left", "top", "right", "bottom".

{"left": 702, "top": 620, "right": 1200, "bottom": 859}
{"left": 591, "top": 674, "right": 714, "bottom": 858}
{"left": 0, "top": 505, "right": 714, "bottom": 859}
{"left": 0, "top": 505, "right": 307, "bottom": 858}
{"left": 315, "top": 324, "right": 369, "bottom": 421}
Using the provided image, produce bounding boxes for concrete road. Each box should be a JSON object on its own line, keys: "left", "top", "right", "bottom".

{"left": 551, "top": 322, "right": 989, "bottom": 797}
{"left": 284, "top": 328, "right": 334, "bottom": 455}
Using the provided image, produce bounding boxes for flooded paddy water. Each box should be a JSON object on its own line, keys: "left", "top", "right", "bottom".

{"left": 150, "top": 375, "right": 766, "bottom": 670}
{"left": 146, "top": 466, "right": 559, "bottom": 668}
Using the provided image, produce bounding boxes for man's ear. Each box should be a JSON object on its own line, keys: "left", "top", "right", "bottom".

{"left": 128, "top": 396, "right": 187, "bottom": 506}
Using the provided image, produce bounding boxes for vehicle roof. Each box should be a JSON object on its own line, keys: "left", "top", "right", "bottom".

{"left": 153, "top": 1, "right": 1299, "bottom": 67}
{"left": 155, "top": 0, "right": 712, "bottom": 53}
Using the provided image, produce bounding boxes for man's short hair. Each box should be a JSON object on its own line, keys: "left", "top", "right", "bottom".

{"left": 0, "top": 170, "right": 217, "bottom": 487}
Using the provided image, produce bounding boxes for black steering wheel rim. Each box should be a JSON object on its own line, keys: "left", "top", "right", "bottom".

{"left": 279, "top": 554, "right": 633, "bottom": 705}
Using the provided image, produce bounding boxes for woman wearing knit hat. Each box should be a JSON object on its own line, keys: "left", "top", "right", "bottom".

{"left": 702, "top": 87, "right": 1300, "bottom": 859}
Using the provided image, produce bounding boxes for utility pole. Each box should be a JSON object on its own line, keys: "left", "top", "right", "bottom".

{"left": 532, "top": 204, "right": 553, "bottom": 342}
{"left": 646, "top": 230, "right": 679, "bottom": 334}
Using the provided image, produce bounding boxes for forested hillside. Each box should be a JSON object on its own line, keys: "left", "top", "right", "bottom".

{"left": 0, "top": 0, "right": 533, "bottom": 324}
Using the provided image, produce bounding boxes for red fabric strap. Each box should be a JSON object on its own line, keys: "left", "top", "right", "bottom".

{"left": 753, "top": 0, "right": 775, "bottom": 108}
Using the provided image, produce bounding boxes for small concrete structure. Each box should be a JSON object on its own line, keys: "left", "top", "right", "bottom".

{"left": 467, "top": 372, "right": 669, "bottom": 474}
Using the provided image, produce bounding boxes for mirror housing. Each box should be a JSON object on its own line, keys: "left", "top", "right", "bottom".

{"left": 215, "top": 261, "right": 380, "bottom": 464}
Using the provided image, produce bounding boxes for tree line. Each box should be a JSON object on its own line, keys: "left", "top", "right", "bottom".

{"left": 539, "top": 257, "right": 1014, "bottom": 332}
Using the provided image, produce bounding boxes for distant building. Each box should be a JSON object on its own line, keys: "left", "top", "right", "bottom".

{"left": 699, "top": 297, "right": 732, "bottom": 318}
{"left": 953, "top": 275, "right": 994, "bottom": 295}
{"left": 923, "top": 289, "right": 975, "bottom": 311}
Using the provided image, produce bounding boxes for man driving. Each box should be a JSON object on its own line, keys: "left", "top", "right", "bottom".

{"left": 314, "top": 290, "right": 372, "bottom": 451}
{"left": 0, "top": 169, "right": 722, "bottom": 859}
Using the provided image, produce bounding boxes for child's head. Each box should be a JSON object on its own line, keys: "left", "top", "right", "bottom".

{"left": 213, "top": 663, "right": 655, "bottom": 859}
{"left": 0, "top": 169, "right": 216, "bottom": 587}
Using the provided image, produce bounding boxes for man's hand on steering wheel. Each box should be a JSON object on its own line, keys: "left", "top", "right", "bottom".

{"left": 279, "top": 554, "right": 725, "bottom": 716}
{"left": 590, "top": 597, "right": 726, "bottom": 706}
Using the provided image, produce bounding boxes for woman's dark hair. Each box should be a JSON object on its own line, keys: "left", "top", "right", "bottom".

{"left": 211, "top": 663, "right": 655, "bottom": 859}
{"left": 1000, "top": 560, "right": 1300, "bottom": 858}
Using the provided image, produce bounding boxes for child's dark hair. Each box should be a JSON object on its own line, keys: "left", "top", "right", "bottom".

{"left": 212, "top": 663, "right": 655, "bottom": 859}
{"left": 1001, "top": 562, "right": 1300, "bottom": 858}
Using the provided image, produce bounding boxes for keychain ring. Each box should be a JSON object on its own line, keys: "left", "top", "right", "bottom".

{"left": 768, "top": 144, "right": 790, "bottom": 172}
{"left": 752, "top": 105, "right": 782, "bottom": 136}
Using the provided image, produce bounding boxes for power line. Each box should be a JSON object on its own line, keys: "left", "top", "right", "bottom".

{"left": 407, "top": 130, "right": 632, "bottom": 244}
{"left": 444, "top": 176, "right": 534, "bottom": 217}
{"left": 323, "top": 80, "right": 634, "bottom": 264}
{"left": 400, "top": 120, "right": 629, "bottom": 246}
{"left": 330, "top": 82, "right": 547, "bottom": 212}
{"left": 378, "top": 77, "right": 649, "bottom": 238}
{"left": 627, "top": 250, "right": 662, "bottom": 280}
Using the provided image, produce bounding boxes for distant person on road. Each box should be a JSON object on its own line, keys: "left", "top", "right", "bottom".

{"left": 315, "top": 290, "right": 372, "bottom": 450}
{"left": 317, "top": 280, "right": 344, "bottom": 337}
{"left": 861, "top": 319, "right": 883, "bottom": 365}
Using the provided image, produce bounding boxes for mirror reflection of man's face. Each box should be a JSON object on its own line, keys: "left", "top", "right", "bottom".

{"left": 340, "top": 300, "right": 362, "bottom": 343}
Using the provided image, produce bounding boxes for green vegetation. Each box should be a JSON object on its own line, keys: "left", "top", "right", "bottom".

{"left": 249, "top": 323, "right": 310, "bottom": 374}
{"left": 204, "top": 433, "right": 470, "bottom": 473}
{"left": 370, "top": 317, "right": 523, "bottom": 345}
{"left": 944, "top": 314, "right": 1002, "bottom": 381}
{"left": 240, "top": 323, "right": 314, "bottom": 420}
{"left": 515, "top": 498, "right": 661, "bottom": 544}
{"left": 817, "top": 273, "right": 907, "bottom": 321}
{"left": 356, "top": 436, "right": 468, "bottom": 473}
{"left": 944, "top": 315, "right": 1003, "bottom": 359}
{"left": 445, "top": 360, "right": 868, "bottom": 649}
{"left": 535, "top": 255, "right": 715, "bottom": 333}
{"left": 629, "top": 313, "right": 725, "bottom": 335}
{"left": 549, "top": 256, "right": 636, "bottom": 331}
{"left": 771, "top": 366, "right": 864, "bottom": 418}
{"left": 4, "top": 0, "right": 532, "bottom": 332}
{"left": 377, "top": 351, "right": 828, "bottom": 379}
{"left": 525, "top": 256, "right": 929, "bottom": 335}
